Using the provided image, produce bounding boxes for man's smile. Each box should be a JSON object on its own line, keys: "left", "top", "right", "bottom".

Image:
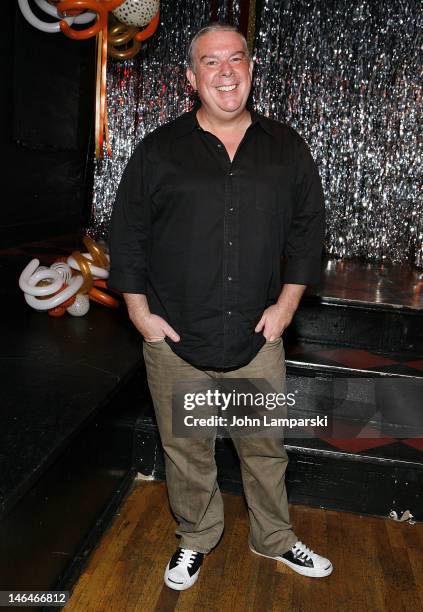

{"left": 216, "top": 84, "right": 238, "bottom": 92}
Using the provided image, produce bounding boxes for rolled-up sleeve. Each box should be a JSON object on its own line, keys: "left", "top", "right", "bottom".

{"left": 281, "top": 138, "right": 325, "bottom": 285}
{"left": 108, "top": 142, "right": 151, "bottom": 294}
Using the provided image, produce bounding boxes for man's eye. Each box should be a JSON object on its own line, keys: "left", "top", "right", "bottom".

{"left": 231, "top": 57, "right": 243, "bottom": 62}
{"left": 206, "top": 60, "right": 218, "bottom": 66}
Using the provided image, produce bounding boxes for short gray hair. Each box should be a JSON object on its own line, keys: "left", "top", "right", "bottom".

{"left": 187, "top": 22, "right": 250, "bottom": 72}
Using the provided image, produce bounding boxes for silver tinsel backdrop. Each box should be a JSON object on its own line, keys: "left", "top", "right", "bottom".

{"left": 253, "top": 0, "right": 422, "bottom": 267}
{"left": 91, "top": 0, "right": 422, "bottom": 267}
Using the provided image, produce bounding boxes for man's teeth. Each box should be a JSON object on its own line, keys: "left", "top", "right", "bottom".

{"left": 216, "top": 85, "right": 237, "bottom": 91}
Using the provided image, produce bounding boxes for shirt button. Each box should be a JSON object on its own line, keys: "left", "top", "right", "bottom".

{"left": 227, "top": 276, "right": 232, "bottom": 281}
{"left": 228, "top": 241, "right": 233, "bottom": 246}
{"left": 229, "top": 207, "right": 234, "bottom": 212}
{"left": 229, "top": 172, "right": 234, "bottom": 176}
{"left": 217, "top": 143, "right": 222, "bottom": 148}
{"left": 226, "top": 311, "right": 232, "bottom": 316}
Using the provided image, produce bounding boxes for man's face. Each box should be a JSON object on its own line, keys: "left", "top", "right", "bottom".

{"left": 186, "top": 30, "right": 253, "bottom": 121}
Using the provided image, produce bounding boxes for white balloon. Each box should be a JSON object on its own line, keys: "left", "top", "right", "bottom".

{"left": 112, "top": 0, "right": 159, "bottom": 28}
{"left": 67, "top": 293, "right": 90, "bottom": 316}
{"left": 67, "top": 253, "right": 110, "bottom": 279}
{"left": 33, "top": 0, "right": 66, "bottom": 18}
{"left": 18, "top": 0, "right": 95, "bottom": 33}
{"left": 18, "top": 0, "right": 71, "bottom": 32}
{"left": 71, "top": 9, "right": 97, "bottom": 24}
{"left": 50, "top": 261, "right": 72, "bottom": 283}
{"left": 24, "top": 275, "right": 83, "bottom": 310}
{"left": 19, "top": 259, "right": 63, "bottom": 296}
{"left": 33, "top": 0, "right": 96, "bottom": 24}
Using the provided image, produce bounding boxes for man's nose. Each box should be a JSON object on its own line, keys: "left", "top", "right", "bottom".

{"left": 219, "top": 61, "right": 233, "bottom": 77}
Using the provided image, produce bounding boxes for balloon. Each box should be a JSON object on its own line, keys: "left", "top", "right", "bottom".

{"left": 70, "top": 251, "right": 94, "bottom": 294}
{"left": 24, "top": 279, "right": 83, "bottom": 310}
{"left": 19, "top": 259, "right": 63, "bottom": 295}
{"left": 34, "top": 0, "right": 96, "bottom": 22}
{"left": 83, "top": 235, "right": 109, "bottom": 269}
{"left": 134, "top": 9, "right": 159, "bottom": 42}
{"left": 57, "top": 0, "right": 126, "bottom": 157}
{"left": 17, "top": 0, "right": 95, "bottom": 33}
{"left": 46, "top": 0, "right": 83, "bottom": 16}
{"left": 48, "top": 304, "right": 67, "bottom": 317}
{"left": 50, "top": 261, "right": 72, "bottom": 283}
{"left": 112, "top": 0, "right": 159, "bottom": 28}
{"left": 19, "top": 238, "right": 117, "bottom": 315}
{"left": 67, "top": 252, "right": 109, "bottom": 279}
{"left": 107, "top": 21, "right": 141, "bottom": 60}
{"left": 21, "top": 260, "right": 84, "bottom": 310}
{"left": 88, "top": 280, "right": 120, "bottom": 308}
{"left": 67, "top": 293, "right": 90, "bottom": 316}
{"left": 48, "top": 290, "right": 76, "bottom": 316}
{"left": 57, "top": 0, "right": 125, "bottom": 40}
{"left": 18, "top": 0, "right": 73, "bottom": 33}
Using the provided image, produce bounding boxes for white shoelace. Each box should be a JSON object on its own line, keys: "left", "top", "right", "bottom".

{"left": 177, "top": 548, "right": 199, "bottom": 568}
{"left": 292, "top": 541, "right": 315, "bottom": 561}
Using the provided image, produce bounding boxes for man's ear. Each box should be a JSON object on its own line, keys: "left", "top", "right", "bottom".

{"left": 248, "top": 60, "right": 253, "bottom": 79}
{"left": 186, "top": 67, "right": 197, "bottom": 91}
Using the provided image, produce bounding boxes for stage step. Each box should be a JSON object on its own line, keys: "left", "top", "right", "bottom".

{"left": 288, "top": 295, "right": 423, "bottom": 357}
{"left": 133, "top": 343, "right": 423, "bottom": 522}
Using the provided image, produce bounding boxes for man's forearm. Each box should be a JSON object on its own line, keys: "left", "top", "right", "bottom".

{"left": 123, "top": 293, "right": 150, "bottom": 323}
{"left": 122, "top": 293, "right": 181, "bottom": 342}
{"left": 276, "top": 284, "right": 307, "bottom": 317}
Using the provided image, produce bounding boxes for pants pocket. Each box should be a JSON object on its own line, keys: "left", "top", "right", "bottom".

{"left": 144, "top": 337, "right": 166, "bottom": 346}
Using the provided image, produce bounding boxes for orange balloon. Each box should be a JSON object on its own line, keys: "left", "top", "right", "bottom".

{"left": 47, "top": 282, "right": 70, "bottom": 315}
{"left": 57, "top": 0, "right": 124, "bottom": 40}
{"left": 89, "top": 286, "right": 119, "bottom": 308}
{"left": 48, "top": 305, "right": 67, "bottom": 317}
{"left": 93, "top": 278, "right": 121, "bottom": 297}
{"left": 93, "top": 279, "right": 108, "bottom": 288}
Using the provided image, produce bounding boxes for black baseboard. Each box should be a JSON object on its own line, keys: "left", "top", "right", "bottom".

{"left": 134, "top": 419, "right": 423, "bottom": 522}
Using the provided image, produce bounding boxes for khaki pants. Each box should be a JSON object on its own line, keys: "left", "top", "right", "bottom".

{"left": 142, "top": 337, "right": 297, "bottom": 556}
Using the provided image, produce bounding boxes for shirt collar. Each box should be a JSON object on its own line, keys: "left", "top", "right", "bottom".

{"left": 249, "top": 109, "right": 275, "bottom": 137}
{"left": 172, "top": 107, "right": 275, "bottom": 139}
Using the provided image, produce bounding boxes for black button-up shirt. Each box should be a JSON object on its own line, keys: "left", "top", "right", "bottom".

{"left": 108, "top": 109, "right": 325, "bottom": 370}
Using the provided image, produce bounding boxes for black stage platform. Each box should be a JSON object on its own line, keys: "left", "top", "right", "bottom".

{"left": 0, "top": 234, "right": 422, "bottom": 608}
{"left": 0, "top": 234, "right": 146, "bottom": 609}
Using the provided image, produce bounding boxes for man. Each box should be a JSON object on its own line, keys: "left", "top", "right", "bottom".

{"left": 109, "top": 23, "right": 332, "bottom": 591}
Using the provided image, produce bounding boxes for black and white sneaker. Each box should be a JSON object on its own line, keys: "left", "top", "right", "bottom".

{"left": 249, "top": 540, "right": 333, "bottom": 578}
{"left": 164, "top": 547, "right": 204, "bottom": 590}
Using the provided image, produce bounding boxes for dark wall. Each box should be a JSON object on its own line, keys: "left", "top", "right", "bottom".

{"left": 1, "top": 1, "right": 95, "bottom": 247}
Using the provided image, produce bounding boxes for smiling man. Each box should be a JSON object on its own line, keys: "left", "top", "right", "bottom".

{"left": 109, "top": 23, "right": 331, "bottom": 591}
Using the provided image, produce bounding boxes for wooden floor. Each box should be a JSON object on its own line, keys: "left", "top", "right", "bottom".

{"left": 64, "top": 480, "right": 423, "bottom": 612}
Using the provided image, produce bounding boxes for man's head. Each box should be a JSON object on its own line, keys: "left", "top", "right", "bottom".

{"left": 186, "top": 23, "right": 253, "bottom": 122}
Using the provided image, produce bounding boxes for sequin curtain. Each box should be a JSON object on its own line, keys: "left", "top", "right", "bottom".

{"left": 253, "top": 0, "right": 422, "bottom": 267}
{"left": 90, "top": 0, "right": 240, "bottom": 239}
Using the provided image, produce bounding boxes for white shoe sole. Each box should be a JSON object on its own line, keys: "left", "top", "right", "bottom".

{"left": 164, "top": 567, "right": 201, "bottom": 591}
{"left": 249, "top": 543, "right": 333, "bottom": 578}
